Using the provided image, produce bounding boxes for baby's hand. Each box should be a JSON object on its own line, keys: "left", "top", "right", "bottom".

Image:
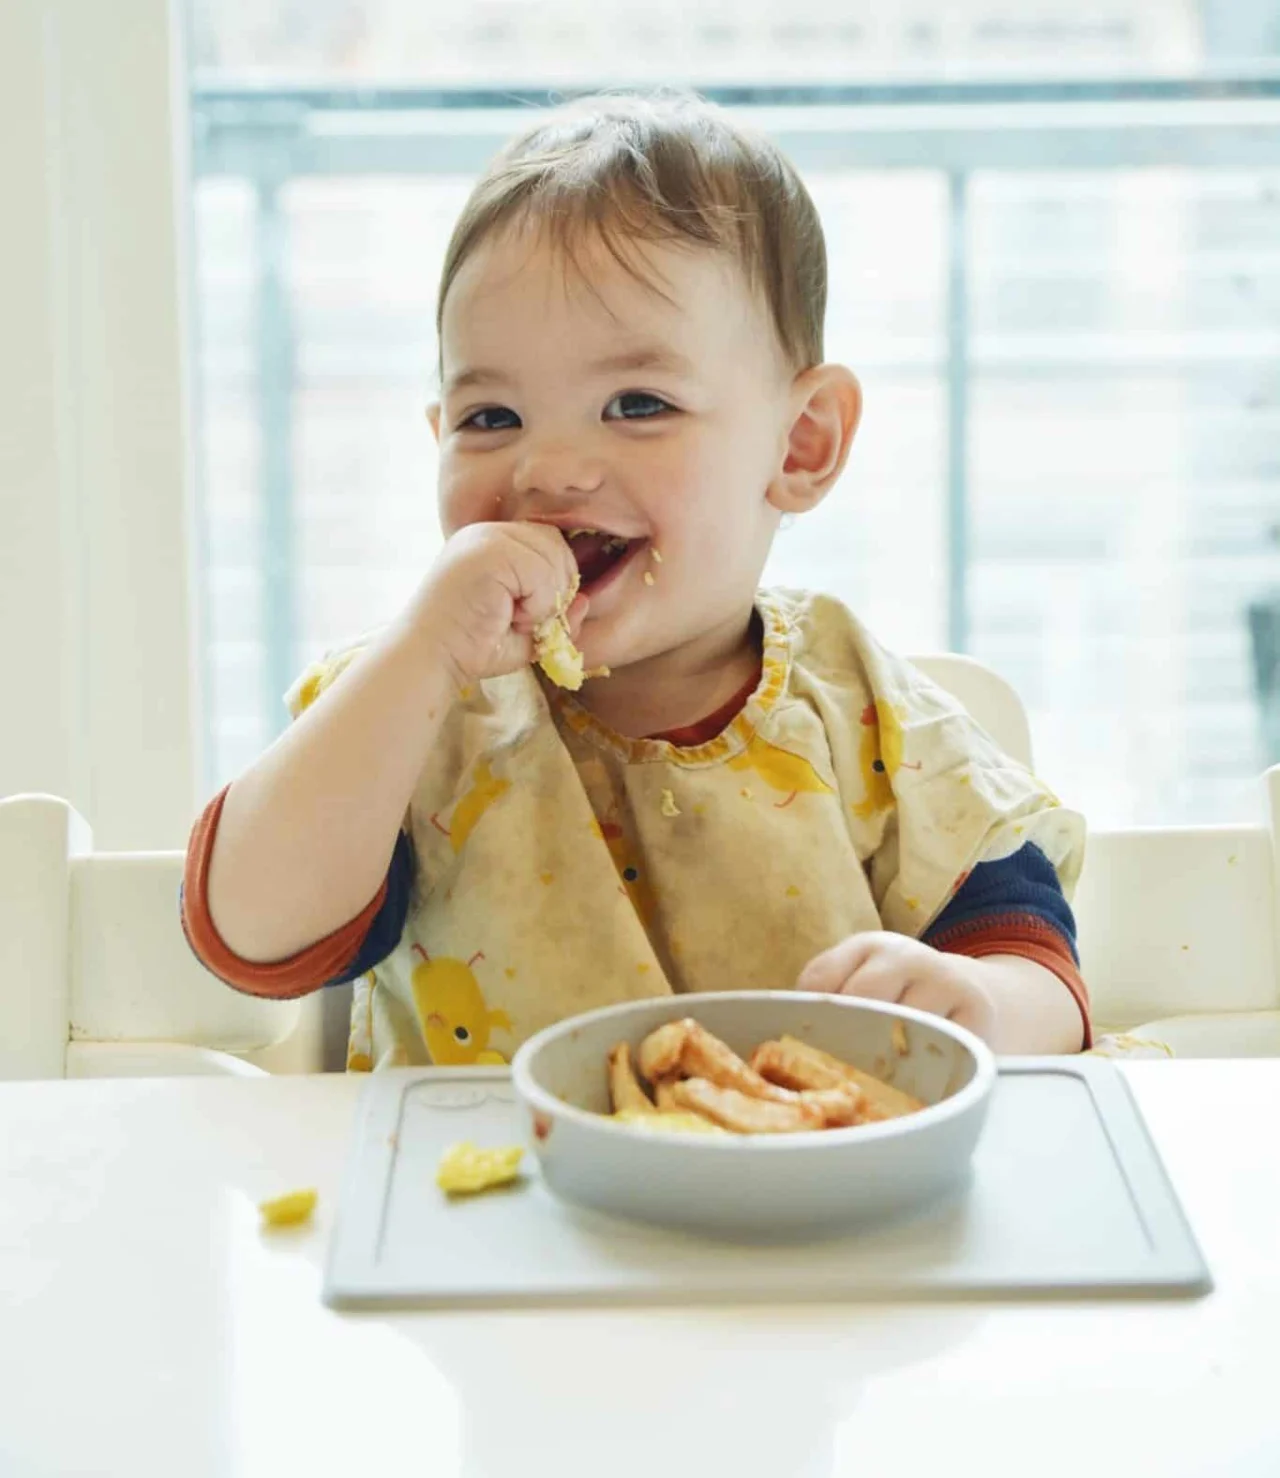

{"left": 410, "top": 522, "right": 586, "bottom": 692}
{"left": 797, "top": 932, "right": 997, "bottom": 1042}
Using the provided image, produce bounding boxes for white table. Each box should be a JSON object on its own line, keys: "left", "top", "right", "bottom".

{"left": 1, "top": 1065, "right": 1276, "bottom": 1478}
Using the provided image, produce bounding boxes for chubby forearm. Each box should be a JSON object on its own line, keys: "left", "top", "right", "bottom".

{"left": 206, "top": 613, "right": 454, "bottom": 963}
{"left": 966, "top": 954, "right": 1086, "bottom": 1055}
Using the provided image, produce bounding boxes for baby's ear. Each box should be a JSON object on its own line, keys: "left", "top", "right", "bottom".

{"left": 768, "top": 365, "right": 862, "bottom": 515}
{"left": 426, "top": 402, "right": 442, "bottom": 441}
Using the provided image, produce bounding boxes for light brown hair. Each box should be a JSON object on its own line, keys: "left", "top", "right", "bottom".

{"left": 435, "top": 91, "right": 827, "bottom": 371}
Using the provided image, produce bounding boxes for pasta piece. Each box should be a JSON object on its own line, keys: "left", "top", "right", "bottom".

{"left": 671, "top": 1078, "right": 824, "bottom": 1134}
{"left": 608, "top": 1042, "right": 656, "bottom": 1115}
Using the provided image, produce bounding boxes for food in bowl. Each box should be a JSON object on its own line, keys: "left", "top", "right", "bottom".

{"left": 511, "top": 993, "right": 997, "bottom": 1240}
{"left": 606, "top": 1019, "right": 923, "bottom": 1134}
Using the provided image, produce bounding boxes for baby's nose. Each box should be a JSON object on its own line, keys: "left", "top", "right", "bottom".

{"left": 512, "top": 437, "right": 605, "bottom": 500}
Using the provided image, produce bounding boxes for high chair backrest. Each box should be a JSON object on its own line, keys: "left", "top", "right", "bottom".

{"left": 908, "top": 653, "right": 1034, "bottom": 769}
{"left": 0, "top": 793, "right": 300, "bottom": 1080}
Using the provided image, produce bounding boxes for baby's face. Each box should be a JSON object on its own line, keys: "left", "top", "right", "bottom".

{"left": 432, "top": 225, "right": 798, "bottom": 675}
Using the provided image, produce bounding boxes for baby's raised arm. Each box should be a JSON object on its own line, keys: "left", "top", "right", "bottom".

{"left": 200, "top": 521, "right": 581, "bottom": 965}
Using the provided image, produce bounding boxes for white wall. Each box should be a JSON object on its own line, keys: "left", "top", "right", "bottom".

{"left": 0, "top": 0, "right": 199, "bottom": 849}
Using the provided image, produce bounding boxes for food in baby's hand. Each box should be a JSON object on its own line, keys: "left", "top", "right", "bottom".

{"left": 258, "top": 1188, "right": 318, "bottom": 1228}
{"left": 604, "top": 1022, "right": 923, "bottom": 1136}
{"left": 437, "top": 1141, "right": 525, "bottom": 1195}
{"left": 533, "top": 573, "right": 584, "bottom": 690}
{"left": 534, "top": 612, "right": 584, "bottom": 690}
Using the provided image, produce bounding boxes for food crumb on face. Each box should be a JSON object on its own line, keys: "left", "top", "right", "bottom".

{"left": 651, "top": 548, "right": 663, "bottom": 563}
{"left": 643, "top": 571, "right": 656, "bottom": 587}
{"left": 660, "top": 789, "right": 681, "bottom": 818}
{"left": 585, "top": 665, "right": 611, "bottom": 680}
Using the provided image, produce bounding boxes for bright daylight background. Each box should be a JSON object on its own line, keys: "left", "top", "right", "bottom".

{"left": 184, "top": 0, "right": 1280, "bottom": 826}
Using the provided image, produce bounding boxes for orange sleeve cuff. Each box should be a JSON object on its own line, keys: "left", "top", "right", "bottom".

{"left": 930, "top": 913, "right": 1093, "bottom": 1050}
{"left": 180, "top": 785, "right": 387, "bottom": 1000}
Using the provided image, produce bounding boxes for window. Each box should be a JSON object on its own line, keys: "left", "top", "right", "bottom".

{"left": 185, "top": 2, "right": 1280, "bottom": 824}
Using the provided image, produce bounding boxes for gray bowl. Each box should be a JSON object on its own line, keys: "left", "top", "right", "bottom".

{"left": 511, "top": 992, "right": 996, "bottom": 1241}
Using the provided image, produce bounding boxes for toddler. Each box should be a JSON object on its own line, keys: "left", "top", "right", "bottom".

{"left": 182, "top": 92, "right": 1089, "bottom": 1069}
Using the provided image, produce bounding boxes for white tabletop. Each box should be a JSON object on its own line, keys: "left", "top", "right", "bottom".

{"left": 1, "top": 1063, "right": 1276, "bottom": 1478}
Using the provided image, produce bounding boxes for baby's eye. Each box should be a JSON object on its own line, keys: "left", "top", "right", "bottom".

{"left": 603, "top": 392, "right": 672, "bottom": 421}
{"left": 458, "top": 406, "right": 521, "bottom": 432}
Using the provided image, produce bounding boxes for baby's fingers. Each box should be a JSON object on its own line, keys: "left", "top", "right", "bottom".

{"left": 513, "top": 591, "right": 588, "bottom": 637}
{"left": 835, "top": 957, "right": 911, "bottom": 1005}
{"left": 797, "top": 932, "right": 885, "bottom": 994}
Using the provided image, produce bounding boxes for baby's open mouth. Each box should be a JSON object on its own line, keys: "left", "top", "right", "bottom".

{"left": 565, "top": 528, "right": 644, "bottom": 589}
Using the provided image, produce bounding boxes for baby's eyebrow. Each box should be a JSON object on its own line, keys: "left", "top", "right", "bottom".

{"left": 586, "top": 346, "right": 695, "bottom": 378}
{"left": 443, "top": 345, "right": 694, "bottom": 398}
{"left": 442, "top": 365, "right": 513, "bottom": 397}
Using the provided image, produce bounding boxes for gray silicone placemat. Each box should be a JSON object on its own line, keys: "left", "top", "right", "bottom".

{"left": 323, "top": 1058, "right": 1211, "bottom": 1309}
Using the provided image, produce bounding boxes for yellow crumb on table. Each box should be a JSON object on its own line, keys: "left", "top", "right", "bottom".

{"left": 740, "top": 787, "right": 754, "bottom": 800}
{"left": 660, "top": 789, "right": 681, "bottom": 818}
{"left": 258, "top": 1188, "right": 318, "bottom": 1229}
{"left": 436, "top": 1141, "right": 524, "bottom": 1196}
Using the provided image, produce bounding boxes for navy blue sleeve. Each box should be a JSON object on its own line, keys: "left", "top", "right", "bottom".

{"left": 324, "top": 828, "right": 417, "bottom": 986}
{"left": 923, "top": 841, "right": 1078, "bottom": 962}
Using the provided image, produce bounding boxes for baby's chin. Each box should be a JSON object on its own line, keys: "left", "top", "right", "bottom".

{"left": 576, "top": 607, "right": 716, "bottom": 681}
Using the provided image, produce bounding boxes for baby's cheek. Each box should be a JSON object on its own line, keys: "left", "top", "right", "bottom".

{"left": 437, "top": 463, "right": 499, "bottom": 535}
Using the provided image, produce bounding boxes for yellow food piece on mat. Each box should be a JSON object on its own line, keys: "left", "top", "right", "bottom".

{"left": 258, "top": 1188, "right": 318, "bottom": 1228}
{"left": 613, "top": 1109, "right": 728, "bottom": 1136}
{"left": 660, "top": 789, "right": 681, "bottom": 818}
{"left": 437, "top": 1141, "right": 525, "bottom": 1195}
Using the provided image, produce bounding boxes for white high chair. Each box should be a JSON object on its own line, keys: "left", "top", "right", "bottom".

{"left": 912, "top": 654, "right": 1280, "bottom": 1053}
{"left": 909, "top": 653, "right": 1034, "bottom": 769}
{"left": 1074, "top": 788, "right": 1280, "bottom": 1051}
{"left": 0, "top": 793, "right": 301, "bottom": 1080}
